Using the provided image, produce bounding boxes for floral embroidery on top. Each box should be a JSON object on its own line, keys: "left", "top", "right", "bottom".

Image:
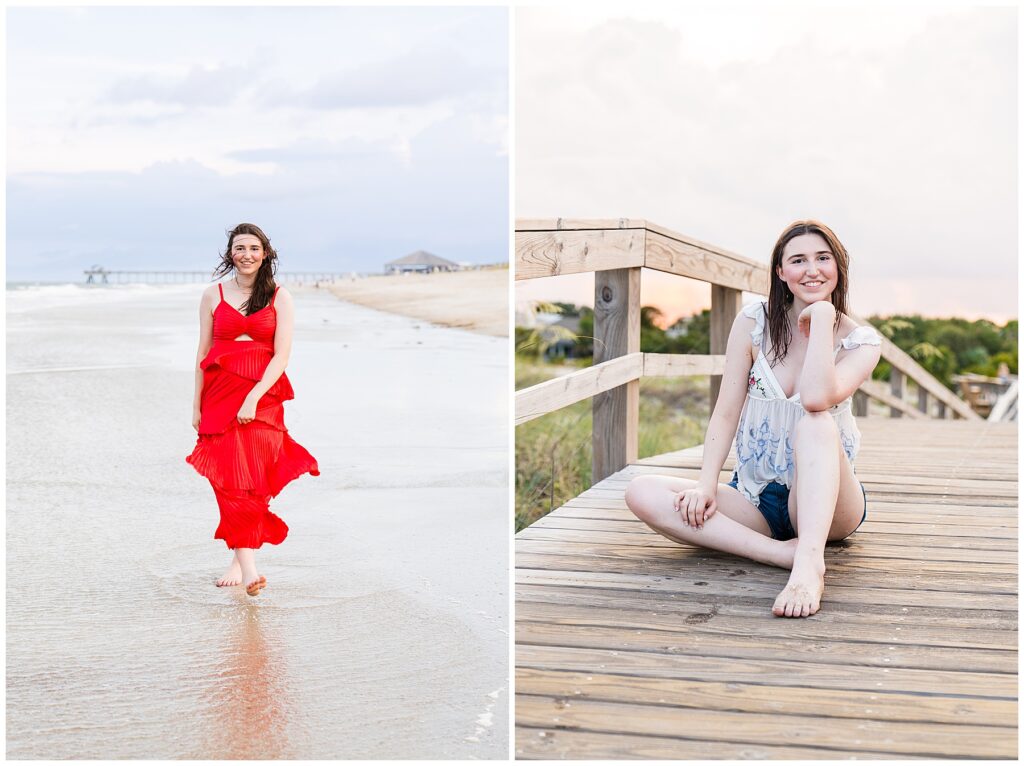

{"left": 744, "top": 418, "right": 779, "bottom": 462}
{"left": 771, "top": 434, "right": 794, "bottom": 476}
{"left": 840, "top": 429, "right": 856, "bottom": 461}
{"left": 748, "top": 373, "right": 769, "bottom": 398}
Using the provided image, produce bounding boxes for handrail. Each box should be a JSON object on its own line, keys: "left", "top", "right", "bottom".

{"left": 515, "top": 218, "right": 979, "bottom": 481}
{"left": 515, "top": 353, "right": 726, "bottom": 426}
{"left": 988, "top": 380, "right": 1018, "bottom": 422}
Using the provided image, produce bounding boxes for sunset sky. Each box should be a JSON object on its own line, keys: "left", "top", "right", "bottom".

{"left": 516, "top": 5, "right": 1017, "bottom": 324}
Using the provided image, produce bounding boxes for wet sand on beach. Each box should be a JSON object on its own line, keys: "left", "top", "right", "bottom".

{"left": 6, "top": 283, "right": 508, "bottom": 759}
{"left": 322, "top": 267, "right": 508, "bottom": 337}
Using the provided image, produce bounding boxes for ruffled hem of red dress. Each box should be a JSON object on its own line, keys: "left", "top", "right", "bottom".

{"left": 214, "top": 503, "right": 290, "bottom": 550}
{"left": 186, "top": 421, "right": 319, "bottom": 497}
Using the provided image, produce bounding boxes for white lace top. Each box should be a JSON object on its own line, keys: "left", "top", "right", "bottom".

{"left": 733, "top": 300, "right": 882, "bottom": 508}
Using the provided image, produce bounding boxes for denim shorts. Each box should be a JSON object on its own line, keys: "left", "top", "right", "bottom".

{"left": 728, "top": 472, "right": 867, "bottom": 541}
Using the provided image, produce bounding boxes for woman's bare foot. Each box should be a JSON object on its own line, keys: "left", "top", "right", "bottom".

{"left": 236, "top": 547, "right": 262, "bottom": 597}
{"left": 773, "top": 551, "right": 825, "bottom": 617}
{"left": 216, "top": 553, "right": 242, "bottom": 587}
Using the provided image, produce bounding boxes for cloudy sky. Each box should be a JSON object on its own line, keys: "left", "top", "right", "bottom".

{"left": 7, "top": 6, "right": 508, "bottom": 281}
{"left": 516, "top": 5, "right": 1017, "bottom": 323}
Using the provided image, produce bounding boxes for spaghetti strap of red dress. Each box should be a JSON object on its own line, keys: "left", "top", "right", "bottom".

{"left": 186, "top": 283, "right": 319, "bottom": 549}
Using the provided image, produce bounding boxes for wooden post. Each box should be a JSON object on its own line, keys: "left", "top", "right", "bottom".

{"left": 937, "top": 400, "right": 947, "bottom": 419}
{"left": 592, "top": 268, "right": 640, "bottom": 482}
{"left": 890, "top": 369, "right": 904, "bottom": 418}
{"left": 917, "top": 386, "right": 929, "bottom": 417}
{"left": 853, "top": 390, "right": 868, "bottom": 417}
{"left": 710, "top": 285, "right": 742, "bottom": 412}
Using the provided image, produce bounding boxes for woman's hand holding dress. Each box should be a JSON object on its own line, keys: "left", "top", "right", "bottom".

{"left": 236, "top": 395, "right": 257, "bottom": 425}
{"left": 674, "top": 485, "right": 718, "bottom": 529}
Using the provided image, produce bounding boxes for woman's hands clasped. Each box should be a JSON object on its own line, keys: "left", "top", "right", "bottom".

{"left": 674, "top": 484, "right": 717, "bottom": 529}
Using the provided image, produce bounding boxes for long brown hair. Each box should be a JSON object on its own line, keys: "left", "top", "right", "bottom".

{"left": 765, "top": 220, "right": 849, "bottom": 364}
{"left": 213, "top": 223, "right": 279, "bottom": 314}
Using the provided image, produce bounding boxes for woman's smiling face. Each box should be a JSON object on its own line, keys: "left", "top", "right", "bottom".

{"left": 231, "top": 234, "right": 264, "bottom": 276}
{"left": 777, "top": 232, "right": 838, "bottom": 305}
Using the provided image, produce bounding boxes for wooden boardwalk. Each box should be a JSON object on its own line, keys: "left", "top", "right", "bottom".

{"left": 515, "top": 418, "right": 1018, "bottom": 759}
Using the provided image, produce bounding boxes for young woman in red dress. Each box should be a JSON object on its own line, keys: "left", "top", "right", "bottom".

{"left": 187, "top": 223, "right": 319, "bottom": 596}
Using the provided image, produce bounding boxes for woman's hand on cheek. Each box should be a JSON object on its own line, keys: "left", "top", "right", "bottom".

{"left": 798, "top": 301, "right": 836, "bottom": 337}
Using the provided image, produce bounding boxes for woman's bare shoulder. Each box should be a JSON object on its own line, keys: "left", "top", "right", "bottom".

{"left": 200, "top": 283, "right": 221, "bottom": 304}
{"left": 838, "top": 312, "right": 861, "bottom": 335}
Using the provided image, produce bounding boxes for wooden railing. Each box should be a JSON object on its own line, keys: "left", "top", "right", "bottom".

{"left": 989, "top": 379, "right": 1018, "bottom": 422}
{"left": 515, "top": 219, "right": 979, "bottom": 482}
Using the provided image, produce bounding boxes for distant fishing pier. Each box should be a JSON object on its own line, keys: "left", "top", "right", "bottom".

{"left": 514, "top": 219, "right": 1017, "bottom": 759}
{"left": 83, "top": 267, "right": 351, "bottom": 284}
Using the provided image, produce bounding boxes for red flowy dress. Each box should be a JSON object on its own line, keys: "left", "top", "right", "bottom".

{"left": 186, "top": 283, "right": 319, "bottom": 549}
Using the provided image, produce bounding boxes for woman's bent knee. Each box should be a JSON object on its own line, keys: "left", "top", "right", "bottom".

{"left": 794, "top": 409, "right": 838, "bottom": 441}
{"left": 624, "top": 475, "right": 662, "bottom": 522}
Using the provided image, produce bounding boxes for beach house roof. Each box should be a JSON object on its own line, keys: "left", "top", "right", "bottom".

{"left": 385, "top": 250, "right": 459, "bottom": 269}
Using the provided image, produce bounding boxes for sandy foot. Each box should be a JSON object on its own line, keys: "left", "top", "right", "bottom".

{"left": 773, "top": 557, "right": 825, "bottom": 617}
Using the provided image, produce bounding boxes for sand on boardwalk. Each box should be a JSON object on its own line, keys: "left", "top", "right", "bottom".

{"left": 322, "top": 267, "right": 508, "bottom": 337}
{"left": 6, "top": 283, "right": 507, "bottom": 760}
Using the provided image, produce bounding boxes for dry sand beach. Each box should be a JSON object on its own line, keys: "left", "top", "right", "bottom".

{"left": 6, "top": 282, "right": 508, "bottom": 759}
{"left": 323, "top": 267, "right": 508, "bottom": 337}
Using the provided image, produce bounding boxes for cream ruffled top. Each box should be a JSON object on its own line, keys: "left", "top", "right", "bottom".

{"left": 732, "top": 300, "right": 881, "bottom": 508}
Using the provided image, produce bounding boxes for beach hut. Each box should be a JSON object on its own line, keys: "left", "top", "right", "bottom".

{"left": 384, "top": 250, "right": 460, "bottom": 274}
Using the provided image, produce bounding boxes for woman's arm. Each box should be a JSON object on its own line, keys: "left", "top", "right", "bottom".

{"left": 697, "top": 310, "right": 756, "bottom": 490}
{"left": 676, "top": 310, "right": 756, "bottom": 527}
{"left": 245, "top": 287, "right": 295, "bottom": 404}
{"left": 798, "top": 302, "right": 881, "bottom": 412}
{"left": 193, "top": 288, "right": 216, "bottom": 425}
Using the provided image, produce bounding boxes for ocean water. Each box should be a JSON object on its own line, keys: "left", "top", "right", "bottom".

{"left": 6, "top": 283, "right": 509, "bottom": 759}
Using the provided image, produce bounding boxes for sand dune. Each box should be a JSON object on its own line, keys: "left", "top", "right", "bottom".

{"left": 316, "top": 267, "right": 508, "bottom": 337}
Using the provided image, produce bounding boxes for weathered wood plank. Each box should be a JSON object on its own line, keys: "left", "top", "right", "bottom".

{"left": 516, "top": 568, "right": 1017, "bottom": 611}
{"left": 643, "top": 229, "right": 768, "bottom": 293}
{"left": 516, "top": 599, "right": 1018, "bottom": 651}
{"left": 516, "top": 217, "right": 648, "bottom": 231}
{"left": 515, "top": 695, "right": 1016, "bottom": 758}
{"left": 642, "top": 352, "right": 725, "bottom": 377}
{"left": 515, "top": 353, "right": 643, "bottom": 425}
{"left": 592, "top": 268, "right": 640, "bottom": 481}
{"left": 517, "top": 667, "right": 1018, "bottom": 727}
{"left": 515, "top": 726, "right": 882, "bottom": 760}
{"left": 515, "top": 551, "right": 1018, "bottom": 594}
{"left": 516, "top": 620, "right": 1018, "bottom": 674}
{"left": 516, "top": 583, "right": 1018, "bottom": 631}
{"left": 710, "top": 285, "right": 742, "bottom": 411}
{"left": 516, "top": 644, "right": 1018, "bottom": 699}
{"left": 515, "top": 227, "right": 644, "bottom": 280}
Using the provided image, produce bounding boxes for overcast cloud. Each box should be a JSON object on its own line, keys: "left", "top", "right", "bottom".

{"left": 7, "top": 6, "right": 508, "bottom": 281}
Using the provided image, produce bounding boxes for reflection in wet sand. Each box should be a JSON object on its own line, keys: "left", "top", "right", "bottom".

{"left": 197, "top": 604, "right": 292, "bottom": 759}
